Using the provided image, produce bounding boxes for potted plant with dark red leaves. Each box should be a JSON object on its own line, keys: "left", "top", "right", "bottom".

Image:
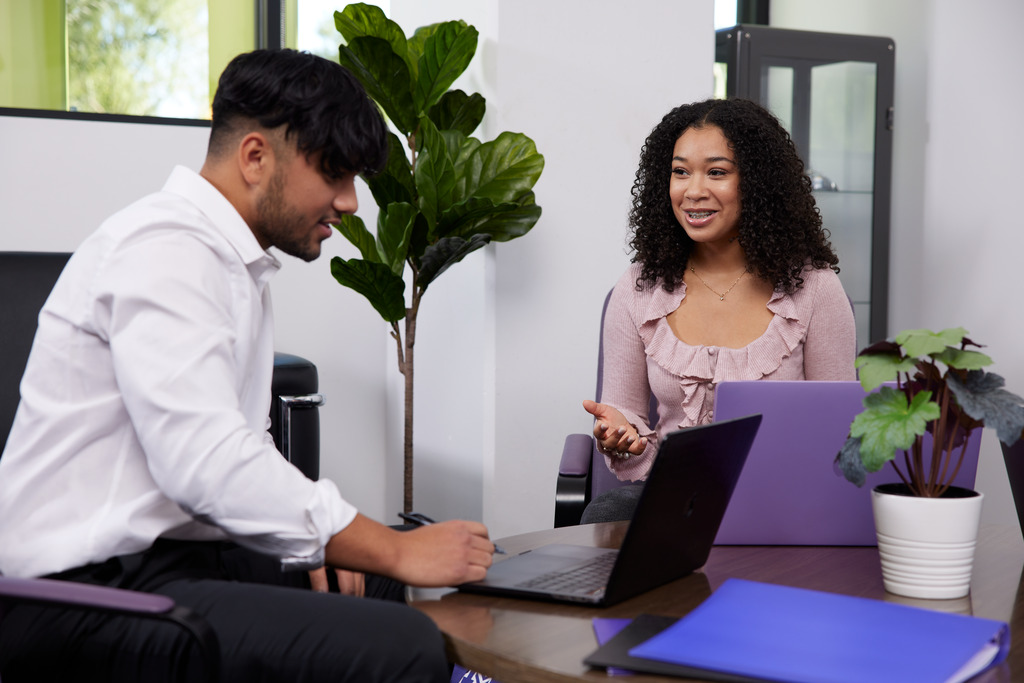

{"left": 836, "top": 327, "right": 1024, "bottom": 599}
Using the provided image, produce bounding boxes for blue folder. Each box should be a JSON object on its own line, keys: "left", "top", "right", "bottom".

{"left": 628, "top": 579, "right": 1009, "bottom": 683}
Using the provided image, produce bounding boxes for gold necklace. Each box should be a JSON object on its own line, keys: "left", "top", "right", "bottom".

{"left": 688, "top": 265, "right": 748, "bottom": 301}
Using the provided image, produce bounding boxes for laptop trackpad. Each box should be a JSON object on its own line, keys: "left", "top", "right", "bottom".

{"left": 477, "top": 544, "right": 616, "bottom": 586}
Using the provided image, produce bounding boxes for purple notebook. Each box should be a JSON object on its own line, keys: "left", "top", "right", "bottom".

{"left": 711, "top": 381, "right": 981, "bottom": 546}
{"left": 628, "top": 579, "right": 1008, "bottom": 683}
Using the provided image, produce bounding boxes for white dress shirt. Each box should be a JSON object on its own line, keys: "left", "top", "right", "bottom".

{"left": 0, "top": 166, "right": 356, "bottom": 578}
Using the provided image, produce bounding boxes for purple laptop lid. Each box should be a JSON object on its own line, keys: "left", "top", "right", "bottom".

{"left": 711, "top": 381, "right": 982, "bottom": 546}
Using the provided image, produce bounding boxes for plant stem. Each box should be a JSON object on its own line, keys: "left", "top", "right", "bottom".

{"left": 400, "top": 273, "right": 423, "bottom": 514}
{"left": 940, "top": 438, "right": 970, "bottom": 497}
{"left": 929, "top": 380, "right": 951, "bottom": 494}
{"left": 910, "top": 436, "right": 925, "bottom": 495}
{"left": 888, "top": 459, "right": 911, "bottom": 489}
{"left": 396, "top": 129, "right": 419, "bottom": 514}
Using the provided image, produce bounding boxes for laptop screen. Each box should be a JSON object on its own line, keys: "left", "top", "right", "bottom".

{"left": 711, "top": 381, "right": 981, "bottom": 546}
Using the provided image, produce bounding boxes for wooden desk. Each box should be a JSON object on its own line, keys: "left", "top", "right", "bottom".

{"left": 410, "top": 523, "right": 1024, "bottom": 682}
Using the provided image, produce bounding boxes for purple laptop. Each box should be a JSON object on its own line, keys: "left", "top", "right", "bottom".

{"left": 711, "top": 381, "right": 982, "bottom": 546}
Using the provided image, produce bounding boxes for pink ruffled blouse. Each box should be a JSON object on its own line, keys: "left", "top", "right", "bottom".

{"left": 600, "top": 263, "right": 857, "bottom": 482}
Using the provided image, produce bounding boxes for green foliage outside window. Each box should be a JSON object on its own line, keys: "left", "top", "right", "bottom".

{"left": 0, "top": 0, "right": 256, "bottom": 119}
{"left": 67, "top": 0, "right": 209, "bottom": 118}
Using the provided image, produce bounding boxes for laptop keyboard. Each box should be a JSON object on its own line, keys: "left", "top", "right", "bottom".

{"left": 515, "top": 551, "right": 617, "bottom": 594}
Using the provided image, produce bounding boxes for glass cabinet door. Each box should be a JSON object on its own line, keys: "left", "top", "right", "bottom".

{"left": 716, "top": 26, "right": 895, "bottom": 347}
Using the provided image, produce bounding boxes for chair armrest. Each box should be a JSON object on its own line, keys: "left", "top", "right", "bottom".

{"left": 559, "top": 433, "right": 595, "bottom": 476}
{"left": 0, "top": 576, "right": 220, "bottom": 682}
{"left": 271, "top": 352, "right": 323, "bottom": 480}
{"left": 0, "top": 575, "right": 174, "bottom": 613}
{"left": 554, "top": 434, "right": 595, "bottom": 528}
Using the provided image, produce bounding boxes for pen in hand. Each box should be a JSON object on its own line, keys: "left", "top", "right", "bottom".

{"left": 398, "top": 512, "right": 506, "bottom": 554}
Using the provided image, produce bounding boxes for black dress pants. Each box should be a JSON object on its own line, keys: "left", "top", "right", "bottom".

{"left": 0, "top": 540, "right": 449, "bottom": 683}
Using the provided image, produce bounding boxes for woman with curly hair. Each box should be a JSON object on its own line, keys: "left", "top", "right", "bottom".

{"left": 580, "top": 97, "right": 857, "bottom": 523}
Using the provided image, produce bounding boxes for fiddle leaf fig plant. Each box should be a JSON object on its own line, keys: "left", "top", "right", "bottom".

{"left": 328, "top": 3, "right": 545, "bottom": 512}
{"left": 836, "top": 327, "right": 1024, "bottom": 497}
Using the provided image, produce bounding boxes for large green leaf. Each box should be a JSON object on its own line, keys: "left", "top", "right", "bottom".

{"left": 436, "top": 196, "right": 503, "bottom": 239}
{"left": 436, "top": 187, "right": 545, "bottom": 243}
{"left": 934, "top": 347, "right": 992, "bottom": 371}
{"left": 376, "top": 202, "right": 417, "bottom": 275}
{"left": 439, "top": 129, "right": 467, "bottom": 167}
{"left": 428, "top": 89, "right": 485, "bottom": 136}
{"left": 414, "top": 21, "right": 478, "bottom": 113}
{"left": 850, "top": 388, "right": 939, "bottom": 471}
{"left": 366, "top": 169, "right": 413, "bottom": 212}
{"left": 414, "top": 117, "right": 456, "bottom": 234}
{"left": 330, "top": 257, "right": 406, "bottom": 323}
{"left": 467, "top": 195, "right": 543, "bottom": 242}
{"left": 855, "top": 351, "right": 918, "bottom": 391}
{"left": 451, "top": 136, "right": 482, "bottom": 200}
{"left": 365, "top": 132, "right": 415, "bottom": 208}
{"left": 334, "top": 215, "right": 380, "bottom": 263}
{"left": 459, "top": 131, "right": 545, "bottom": 205}
{"left": 338, "top": 37, "right": 415, "bottom": 134}
{"left": 417, "top": 234, "right": 491, "bottom": 289}
{"left": 440, "top": 194, "right": 542, "bottom": 242}
{"left": 406, "top": 211, "right": 432, "bottom": 264}
{"left": 334, "top": 4, "right": 409, "bottom": 68}
{"left": 406, "top": 23, "right": 441, "bottom": 80}
{"left": 896, "top": 327, "right": 968, "bottom": 358}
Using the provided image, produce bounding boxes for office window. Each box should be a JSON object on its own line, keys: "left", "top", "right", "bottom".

{"left": 295, "top": 0, "right": 355, "bottom": 61}
{"left": 67, "top": 0, "right": 209, "bottom": 118}
{"left": 715, "top": 0, "right": 738, "bottom": 29}
{"left": 0, "top": 0, "right": 253, "bottom": 120}
{"left": 0, "top": 0, "right": 383, "bottom": 120}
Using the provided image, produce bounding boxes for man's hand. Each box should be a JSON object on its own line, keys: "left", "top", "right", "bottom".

{"left": 325, "top": 514, "right": 494, "bottom": 588}
{"left": 391, "top": 520, "right": 494, "bottom": 586}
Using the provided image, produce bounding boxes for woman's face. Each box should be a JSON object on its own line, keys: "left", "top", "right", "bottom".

{"left": 669, "top": 124, "right": 742, "bottom": 246}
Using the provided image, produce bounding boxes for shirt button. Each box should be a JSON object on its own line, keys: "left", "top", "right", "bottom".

{"left": 706, "top": 347, "right": 717, "bottom": 355}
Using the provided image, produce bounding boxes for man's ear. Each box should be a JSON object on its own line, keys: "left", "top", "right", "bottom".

{"left": 238, "top": 132, "right": 273, "bottom": 187}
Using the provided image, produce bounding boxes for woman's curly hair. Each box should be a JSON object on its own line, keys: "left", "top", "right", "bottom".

{"left": 628, "top": 97, "right": 838, "bottom": 294}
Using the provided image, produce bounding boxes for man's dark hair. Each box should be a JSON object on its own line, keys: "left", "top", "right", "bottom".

{"left": 629, "top": 97, "right": 839, "bottom": 294}
{"left": 209, "top": 49, "right": 388, "bottom": 178}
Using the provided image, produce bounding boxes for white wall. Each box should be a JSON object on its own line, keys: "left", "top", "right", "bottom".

{"left": 921, "top": 0, "right": 1024, "bottom": 528}
{"left": 487, "top": 1, "right": 715, "bottom": 537}
{"left": 772, "top": 0, "right": 1024, "bottom": 528}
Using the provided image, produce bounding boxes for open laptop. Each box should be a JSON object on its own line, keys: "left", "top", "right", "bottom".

{"left": 458, "top": 413, "right": 762, "bottom": 606}
{"left": 712, "top": 381, "right": 982, "bottom": 546}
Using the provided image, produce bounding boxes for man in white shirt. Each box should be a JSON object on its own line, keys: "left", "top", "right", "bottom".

{"left": 0, "top": 49, "right": 494, "bottom": 682}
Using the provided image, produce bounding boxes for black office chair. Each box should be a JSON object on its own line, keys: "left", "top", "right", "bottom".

{"left": 0, "top": 251, "right": 325, "bottom": 680}
{"left": 0, "top": 251, "right": 323, "bottom": 473}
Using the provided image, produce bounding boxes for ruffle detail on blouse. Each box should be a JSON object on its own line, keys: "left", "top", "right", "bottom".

{"left": 636, "top": 280, "right": 810, "bottom": 397}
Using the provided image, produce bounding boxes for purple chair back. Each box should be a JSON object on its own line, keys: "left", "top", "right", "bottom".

{"left": 589, "top": 290, "right": 658, "bottom": 500}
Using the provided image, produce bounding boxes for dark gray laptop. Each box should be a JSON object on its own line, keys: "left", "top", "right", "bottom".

{"left": 457, "top": 414, "right": 762, "bottom": 606}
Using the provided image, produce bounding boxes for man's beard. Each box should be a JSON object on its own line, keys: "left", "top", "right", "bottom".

{"left": 253, "top": 171, "right": 322, "bottom": 262}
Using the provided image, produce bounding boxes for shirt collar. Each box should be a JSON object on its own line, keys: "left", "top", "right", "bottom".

{"left": 162, "top": 166, "right": 282, "bottom": 285}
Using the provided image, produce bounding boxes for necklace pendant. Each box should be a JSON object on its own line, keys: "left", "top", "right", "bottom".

{"left": 719, "top": 295, "right": 725, "bottom": 301}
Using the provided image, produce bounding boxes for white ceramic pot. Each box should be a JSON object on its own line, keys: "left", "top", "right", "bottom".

{"left": 871, "top": 483, "right": 983, "bottom": 600}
